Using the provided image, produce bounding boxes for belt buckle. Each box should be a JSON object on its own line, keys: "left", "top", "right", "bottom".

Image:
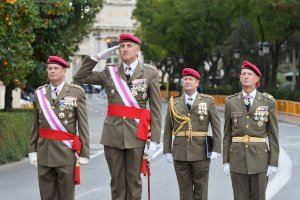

{"left": 243, "top": 135, "right": 250, "bottom": 143}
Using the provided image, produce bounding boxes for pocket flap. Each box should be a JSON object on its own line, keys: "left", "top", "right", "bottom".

{"left": 104, "top": 116, "right": 115, "bottom": 125}
{"left": 173, "top": 137, "right": 180, "bottom": 145}
{"left": 230, "top": 112, "right": 243, "bottom": 118}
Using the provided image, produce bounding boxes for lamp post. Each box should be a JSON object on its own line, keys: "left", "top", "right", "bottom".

{"left": 258, "top": 41, "right": 270, "bottom": 89}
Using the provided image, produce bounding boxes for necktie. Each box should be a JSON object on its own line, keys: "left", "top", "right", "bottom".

{"left": 245, "top": 95, "right": 251, "bottom": 112}
{"left": 187, "top": 97, "right": 193, "bottom": 111}
{"left": 125, "top": 66, "right": 131, "bottom": 81}
{"left": 53, "top": 88, "right": 58, "bottom": 102}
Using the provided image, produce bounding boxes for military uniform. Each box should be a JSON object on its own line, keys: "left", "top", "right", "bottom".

{"left": 163, "top": 93, "right": 221, "bottom": 200}
{"left": 29, "top": 82, "right": 90, "bottom": 200}
{"left": 73, "top": 56, "right": 162, "bottom": 200}
{"left": 223, "top": 91, "right": 279, "bottom": 200}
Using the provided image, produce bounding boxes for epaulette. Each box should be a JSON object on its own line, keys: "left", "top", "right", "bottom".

{"left": 200, "top": 94, "right": 214, "bottom": 99}
{"left": 226, "top": 93, "right": 237, "bottom": 100}
{"left": 70, "top": 83, "right": 85, "bottom": 92}
{"left": 143, "top": 64, "right": 157, "bottom": 70}
{"left": 263, "top": 92, "right": 276, "bottom": 102}
{"left": 36, "top": 84, "right": 48, "bottom": 91}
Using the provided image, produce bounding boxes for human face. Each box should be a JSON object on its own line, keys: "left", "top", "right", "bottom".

{"left": 182, "top": 76, "right": 199, "bottom": 94}
{"left": 47, "top": 63, "right": 66, "bottom": 84}
{"left": 240, "top": 69, "right": 260, "bottom": 89}
{"left": 119, "top": 42, "right": 140, "bottom": 65}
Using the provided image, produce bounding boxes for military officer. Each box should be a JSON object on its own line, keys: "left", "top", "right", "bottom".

{"left": 163, "top": 68, "right": 222, "bottom": 200}
{"left": 29, "top": 56, "right": 90, "bottom": 200}
{"left": 223, "top": 60, "right": 279, "bottom": 200}
{"left": 73, "top": 33, "right": 162, "bottom": 200}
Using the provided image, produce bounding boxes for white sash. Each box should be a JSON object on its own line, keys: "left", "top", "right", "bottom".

{"left": 36, "top": 87, "right": 73, "bottom": 149}
{"left": 109, "top": 66, "right": 140, "bottom": 109}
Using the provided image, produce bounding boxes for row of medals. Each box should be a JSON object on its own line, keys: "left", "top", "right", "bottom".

{"left": 57, "top": 97, "right": 77, "bottom": 125}
{"left": 235, "top": 99, "right": 269, "bottom": 127}
{"left": 198, "top": 103, "right": 207, "bottom": 120}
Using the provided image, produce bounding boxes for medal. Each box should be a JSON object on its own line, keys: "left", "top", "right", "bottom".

{"left": 68, "top": 113, "right": 72, "bottom": 118}
{"left": 199, "top": 115, "right": 204, "bottom": 120}
{"left": 257, "top": 121, "right": 264, "bottom": 127}
{"left": 64, "top": 119, "right": 68, "bottom": 125}
{"left": 234, "top": 118, "right": 237, "bottom": 123}
{"left": 58, "top": 112, "right": 65, "bottom": 119}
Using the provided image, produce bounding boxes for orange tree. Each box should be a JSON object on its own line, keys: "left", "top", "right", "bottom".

{"left": 0, "top": 0, "right": 40, "bottom": 111}
{"left": 0, "top": 0, "right": 102, "bottom": 111}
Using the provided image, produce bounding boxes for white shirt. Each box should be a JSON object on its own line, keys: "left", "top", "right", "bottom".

{"left": 50, "top": 81, "right": 65, "bottom": 99}
{"left": 184, "top": 91, "right": 198, "bottom": 106}
{"left": 122, "top": 59, "right": 139, "bottom": 76}
{"left": 242, "top": 89, "right": 256, "bottom": 106}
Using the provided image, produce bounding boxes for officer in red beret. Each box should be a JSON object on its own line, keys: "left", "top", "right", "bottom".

{"left": 73, "top": 33, "right": 162, "bottom": 200}
{"left": 29, "top": 56, "right": 90, "bottom": 200}
{"left": 223, "top": 60, "right": 279, "bottom": 200}
{"left": 163, "top": 67, "right": 222, "bottom": 200}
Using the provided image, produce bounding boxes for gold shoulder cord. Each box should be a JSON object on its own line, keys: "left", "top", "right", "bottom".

{"left": 169, "top": 96, "right": 192, "bottom": 135}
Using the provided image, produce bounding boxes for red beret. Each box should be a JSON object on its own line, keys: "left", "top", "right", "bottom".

{"left": 182, "top": 68, "right": 201, "bottom": 79}
{"left": 241, "top": 60, "right": 261, "bottom": 76}
{"left": 47, "top": 56, "right": 69, "bottom": 68}
{"left": 118, "top": 33, "right": 141, "bottom": 45}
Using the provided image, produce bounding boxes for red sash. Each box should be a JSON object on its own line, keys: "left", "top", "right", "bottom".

{"left": 107, "top": 104, "right": 151, "bottom": 141}
{"left": 39, "top": 128, "right": 81, "bottom": 184}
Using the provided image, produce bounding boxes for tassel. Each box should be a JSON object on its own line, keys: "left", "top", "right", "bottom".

{"left": 72, "top": 135, "right": 81, "bottom": 152}
{"left": 74, "top": 159, "right": 80, "bottom": 185}
{"left": 141, "top": 159, "right": 150, "bottom": 176}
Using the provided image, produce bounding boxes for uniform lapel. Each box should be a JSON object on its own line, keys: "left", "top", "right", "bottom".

{"left": 178, "top": 95, "right": 189, "bottom": 113}
{"left": 46, "top": 84, "right": 52, "bottom": 104}
{"left": 128, "top": 62, "right": 143, "bottom": 83}
{"left": 190, "top": 93, "right": 200, "bottom": 112}
{"left": 117, "top": 64, "right": 127, "bottom": 83}
{"left": 248, "top": 91, "right": 262, "bottom": 114}
{"left": 53, "top": 83, "right": 70, "bottom": 105}
{"left": 237, "top": 92, "right": 248, "bottom": 115}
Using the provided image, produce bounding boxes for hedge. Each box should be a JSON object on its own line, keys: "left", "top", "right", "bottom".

{"left": 0, "top": 110, "right": 33, "bottom": 164}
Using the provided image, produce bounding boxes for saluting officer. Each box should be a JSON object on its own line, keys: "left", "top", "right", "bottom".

{"left": 29, "top": 56, "right": 90, "bottom": 200}
{"left": 223, "top": 61, "right": 279, "bottom": 200}
{"left": 73, "top": 33, "right": 162, "bottom": 200}
{"left": 163, "top": 68, "right": 222, "bottom": 200}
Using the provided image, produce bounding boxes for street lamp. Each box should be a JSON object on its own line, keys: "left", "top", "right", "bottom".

{"left": 179, "top": 55, "right": 184, "bottom": 64}
{"left": 262, "top": 42, "right": 270, "bottom": 54}
{"left": 233, "top": 49, "right": 240, "bottom": 59}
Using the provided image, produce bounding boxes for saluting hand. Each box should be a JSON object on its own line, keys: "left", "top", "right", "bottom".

{"left": 96, "top": 45, "right": 119, "bottom": 61}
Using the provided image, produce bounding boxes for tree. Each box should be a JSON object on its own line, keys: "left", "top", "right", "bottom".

{"left": 0, "top": 0, "right": 103, "bottom": 111}
{"left": 0, "top": 0, "right": 40, "bottom": 111}
{"left": 133, "top": 0, "right": 236, "bottom": 88}
{"left": 235, "top": 0, "right": 300, "bottom": 88}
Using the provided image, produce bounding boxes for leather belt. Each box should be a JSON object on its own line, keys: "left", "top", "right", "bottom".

{"left": 232, "top": 135, "right": 267, "bottom": 143}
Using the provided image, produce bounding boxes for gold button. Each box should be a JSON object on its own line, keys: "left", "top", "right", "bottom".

{"left": 246, "top": 144, "right": 249, "bottom": 148}
{"left": 265, "top": 149, "right": 268, "bottom": 152}
{"left": 52, "top": 106, "right": 55, "bottom": 109}
{"left": 246, "top": 125, "right": 249, "bottom": 128}
{"left": 123, "top": 116, "right": 126, "bottom": 119}
{"left": 246, "top": 116, "right": 249, "bottom": 119}
{"left": 188, "top": 114, "right": 190, "bottom": 116}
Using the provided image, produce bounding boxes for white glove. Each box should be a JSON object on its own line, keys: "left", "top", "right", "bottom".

{"left": 79, "top": 157, "right": 89, "bottom": 165}
{"left": 164, "top": 153, "right": 174, "bottom": 163}
{"left": 267, "top": 165, "right": 278, "bottom": 176}
{"left": 29, "top": 152, "right": 37, "bottom": 167}
{"left": 95, "top": 45, "right": 119, "bottom": 61}
{"left": 210, "top": 152, "right": 221, "bottom": 160}
{"left": 144, "top": 141, "right": 157, "bottom": 159}
{"left": 224, "top": 163, "right": 230, "bottom": 176}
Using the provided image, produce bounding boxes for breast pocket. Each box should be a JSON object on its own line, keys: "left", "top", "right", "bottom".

{"left": 230, "top": 112, "right": 243, "bottom": 129}
{"left": 105, "top": 83, "right": 117, "bottom": 98}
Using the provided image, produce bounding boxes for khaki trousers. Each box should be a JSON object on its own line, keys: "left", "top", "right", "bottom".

{"left": 174, "top": 159, "right": 210, "bottom": 200}
{"left": 104, "top": 146, "right": 144, "bottom": 200}
{"left": 38, "top": 165, "right": 75, "bottom": 200}
{"left": 231, "top": 172, "right": 268, "bottom": 200}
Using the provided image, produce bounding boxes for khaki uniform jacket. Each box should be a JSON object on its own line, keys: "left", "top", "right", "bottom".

{"left": 29, "top": 83, "right": 90, "bottom": 167}
{"left": 223, "top": 91, "right": 279, "bottom": 174}
{"left": 163, "top": 93, "right": 222, "bottom": 161}
{"left": 73, "top": 57, "right": 162, "bottom": 149}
